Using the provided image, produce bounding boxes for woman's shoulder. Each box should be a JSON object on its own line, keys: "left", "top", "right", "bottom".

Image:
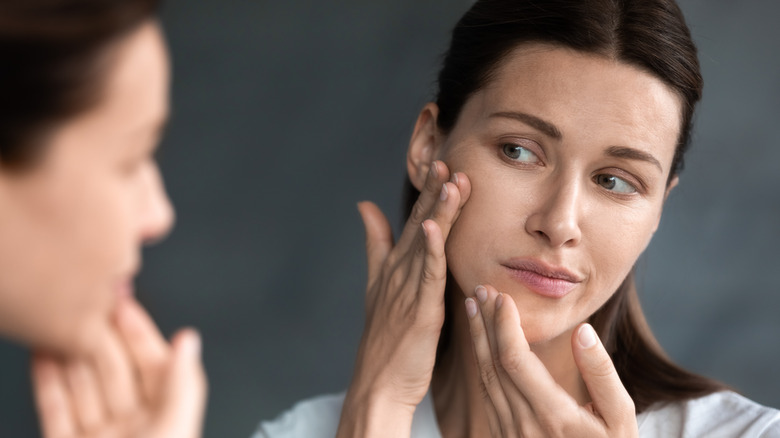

{"left": 637, "top": 391, "right": 780, "bottom": 437}
{"left": 252, "top": 391, "right": 442, "bottom": 438}
{"left": 251, "top": 392, "right": 346, "bottom": 438}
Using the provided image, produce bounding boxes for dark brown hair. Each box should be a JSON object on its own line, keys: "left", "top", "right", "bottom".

{"left": 0, "top": 0, "right": 160, "bottom": 170}
{"left": 405, "top": 0, "right": 727, "bottom": 413}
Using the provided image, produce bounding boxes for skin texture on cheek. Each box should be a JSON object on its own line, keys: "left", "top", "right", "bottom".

{"left": 406, "top": 45, "right": 680, "bottom": 351}
{"left": 434, "top": 60, "right": 676, "bottom": 346}
{"left": 442, "top": 126, "right": 666, "bottom": 341}
{"left": 442, "top": 150, "right": 654, "bottom": 345}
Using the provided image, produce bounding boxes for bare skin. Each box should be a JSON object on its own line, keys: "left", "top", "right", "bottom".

{"left": 0, "top": 21, "right": 206, "bottom": 438}
{"left": 32, "top": 299, "right": 206, "bottom": 438}
{"left": 338, "top": 43, "right": 681, "bottom": 437}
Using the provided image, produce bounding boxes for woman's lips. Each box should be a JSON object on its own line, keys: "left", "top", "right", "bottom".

{"left": 117, "top": 264, "right": 140, "bottom": 299}
{"left": 502, "top": 259, "right": 582, "bottom": 298}
{"left": 116, "top": 278, "right": 135, "bottom": 299}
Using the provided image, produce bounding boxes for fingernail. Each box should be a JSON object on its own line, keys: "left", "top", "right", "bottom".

{"left": 421, "top": 221, "right": 429, "bottom": 237}
{"left": 440, "top": 183, "right": 448, "bottom": 201}
{"left": 183, "top": 330, "right": 202, "bottom": 358}
{"left": 496, "top": 293, "right": 504, "bottom": 309}
{"left": 451, "top": 173, "right": 459, "bottom": 185}
{"left": 475, "top": 285, "right": 487, "bottom": 303}
{"left": 578, "top": 324, "right": 597, "bottom": 349}
{"left": 465, "top": 298, "right": 478, "bottom": 318}
{"left": 430, "top": 161, "right": 439, "bottom": 178}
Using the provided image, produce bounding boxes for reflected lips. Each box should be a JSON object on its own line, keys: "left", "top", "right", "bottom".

{"left": 117, "top": 278, "right": 135, "bottom": 298}
{"left": 502, "top": 259, "right": 581, "bottom": 298}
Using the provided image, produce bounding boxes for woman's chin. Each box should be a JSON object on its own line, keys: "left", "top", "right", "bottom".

{"left": 29, "top": 315, "right": 111, "bottom": 358}
{"left": 513, "top": 309, "right": 580, "bottom": 348}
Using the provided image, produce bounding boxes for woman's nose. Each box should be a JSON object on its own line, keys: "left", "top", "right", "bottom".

{"left": 524, "top": 178, "right": 582, "bottom": 248}
{"left": 139, "top": 164, "right": 175, "bottom": 245}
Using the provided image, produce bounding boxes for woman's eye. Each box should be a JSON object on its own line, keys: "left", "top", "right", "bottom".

{"left": 595, "top": 174, "right": 637, "bottom": 194}
{"left": 502, "top": 143, "right": 540, "bottom": 164}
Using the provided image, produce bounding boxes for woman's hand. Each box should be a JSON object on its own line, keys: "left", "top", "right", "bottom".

{"left": 465, "top": 285, "right": 637, "bottom": 437}
{"left": 337, "top": 161, "right": 471, "bottom": 438}
{"left": 31, "top": 298, "right": 207, "bottom": 438}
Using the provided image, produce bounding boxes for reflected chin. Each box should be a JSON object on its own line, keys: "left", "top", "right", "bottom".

{"left": 29, "top": 311, "right": 112, "bottom": 358}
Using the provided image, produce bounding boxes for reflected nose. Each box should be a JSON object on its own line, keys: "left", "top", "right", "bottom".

{"left": 140, "top": 164, "right": 175, "bottom": 245}
{"left": 524, "top": 178, "right": 582, "bottom": 248}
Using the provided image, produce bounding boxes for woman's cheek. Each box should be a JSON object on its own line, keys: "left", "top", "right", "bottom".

{"left": 588, "top": 208, "right": 659, "bottom": 292}
{"left": 444, "top": 185, "right": 501, "bottom": 296}
{"left": 444, "top": 207, "right": 479, "bottom": 297}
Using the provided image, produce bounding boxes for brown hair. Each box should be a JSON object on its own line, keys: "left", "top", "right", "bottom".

{"left": 405, "top": 0, "right": 728, "bottom": 413}
{"left": 0, "top": 0, "right": 160, "bottom": 170}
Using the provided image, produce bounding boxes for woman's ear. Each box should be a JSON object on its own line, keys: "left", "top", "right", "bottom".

{"left": 407, "top": 103, "right": 441, "bottom": 191}
{"left": 664, "top": 175, "right": 679, "bottom": 202}
{"left": 651, "top": 174, "right": 680, "bottom": 233}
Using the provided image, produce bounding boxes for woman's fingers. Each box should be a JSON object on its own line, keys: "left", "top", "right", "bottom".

{"left": 31, "top": 309, "right": 206, "bottom": 438}
{"left": 357, "top": 201, "right": 394, "bottom": 286}
{"left": 409, "top": 172, "right": 471, "bottom": 307}
{"left": 465, "top": 297, "right": 505, "bottom": 438}
{"left": 393, "top": 161, "right": 450, "bottom": 253}
{"left": 407, "top": 161, "right": 451, "bottom": 227}
{"left": 572, "top": 323, "right": 636, "bottom": 427}
{"left": 115, "top": 298, "right": 171, "bottom": 403}
{"left": 418, "top": 170, "right": 471, "bottom": 245}
{"left": 31, "top": 354, "right": 77, "bottom": 438}
{"left": 492, "top": 293, "right": 579, "bottom": 419}
{"left": 471, "top": 288, "right": 637, "bottom": 435}
{"left": 446, "top": 171, "right": 472, "bottom": 229}
{"left": 430, "top": 172, "right": 471, "bottom": 241}
{"left": 63, "top": 360, "right": 105, "bottom": 432}
{"left": 91, "top": 328, "right": 139, "bottom": 418}
{"left": 476, "top": 286, "right": 541, "bottom": 436}
{"left": 465, "top": 295, "right": 515, "bottom": 437}
{"left": 414, "top": 220, "right": 448, "bottom": 319}
{"left": 154, "top": 329, "right": 207, "bottom": 438}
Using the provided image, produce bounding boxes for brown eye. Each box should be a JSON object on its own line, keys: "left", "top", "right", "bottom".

{"left": 595, "top": 174, "right": 636, "bottom": 194}
{"left": 502, "top": 143, "right": 540, "bottom": 163}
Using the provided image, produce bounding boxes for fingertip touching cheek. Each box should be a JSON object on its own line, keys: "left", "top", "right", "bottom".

{"left": 438, "top": 44, "right": 681, "bottom": 344}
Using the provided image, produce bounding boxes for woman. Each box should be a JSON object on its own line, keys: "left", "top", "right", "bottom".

{"left": 0, "top": 1, "right": 206, "bottom": 436}
{"left": 256, "top": 0, "right": 779, "bottom": 437}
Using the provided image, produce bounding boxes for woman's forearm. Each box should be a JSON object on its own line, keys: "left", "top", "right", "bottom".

{"left": 336, "top": 386, "right": 416, "bottom": 438}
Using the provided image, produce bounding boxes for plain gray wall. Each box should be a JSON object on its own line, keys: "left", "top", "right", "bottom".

{"left": 1, "top": 1, "right": 778, "bottom": 436}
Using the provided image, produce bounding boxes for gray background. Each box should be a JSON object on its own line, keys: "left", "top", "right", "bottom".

{"left": 1, "top": 0, "right": 778, "bottom": 436}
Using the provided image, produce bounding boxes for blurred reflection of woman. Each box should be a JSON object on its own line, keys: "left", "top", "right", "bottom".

{"left": 0, "top": 1, "right": 206, "bottom": 436}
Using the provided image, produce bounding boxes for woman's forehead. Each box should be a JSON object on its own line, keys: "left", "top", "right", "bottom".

{"left": 459, "top": 44, "right": 682, "bottom": 166}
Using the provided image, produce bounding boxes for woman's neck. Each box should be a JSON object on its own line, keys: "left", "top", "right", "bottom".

{"left": 431, "top": 291, "right": 589, "bottom": 438}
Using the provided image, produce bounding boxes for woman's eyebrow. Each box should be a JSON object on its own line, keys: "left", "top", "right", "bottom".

{"left": 489, "top": 111, "right": 562, "bottom": 140}
{"left": 605, "top": 146, "right": 662, "bottom": 172}
{"left": 489, "top": 111, "right": 663, "bottom": 172}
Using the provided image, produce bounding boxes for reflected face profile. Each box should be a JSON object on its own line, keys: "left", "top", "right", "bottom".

{"left": 432, "top": 44, "right": 682, "bottom": 344}
{"left": 0, "top": 22, "right": 173, "bottom": 355}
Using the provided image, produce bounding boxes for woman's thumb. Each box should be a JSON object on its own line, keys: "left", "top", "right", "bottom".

{"left": 155, "top": 328, "right": 207, "bottom": 438}
{"left": 572, "top": 324, "right": 635, "bottom": 426}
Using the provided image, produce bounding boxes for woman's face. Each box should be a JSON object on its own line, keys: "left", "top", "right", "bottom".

{"left": 420, "top": 44, "right": 682, "bottom": 345}
{"left": 0, "top": 22, "right": 173, "bottom": 355}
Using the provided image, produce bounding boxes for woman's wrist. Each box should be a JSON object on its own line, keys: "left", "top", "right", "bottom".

{"left": 336, "top": 384, "right": 416, "bottom": 438}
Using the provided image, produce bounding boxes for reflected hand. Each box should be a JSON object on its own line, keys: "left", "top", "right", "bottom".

{"left": 466, "top": 285, "right": 637, "bottom": 437}
{"left": 337, "top": 160, "right": 471, "bottom": 437}
{"left": 31, "top": 298, "right": 207, "bottom": 438}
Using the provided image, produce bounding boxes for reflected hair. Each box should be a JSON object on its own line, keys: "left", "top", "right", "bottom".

{"left": 403, "top": 0, "right": 727, "bottom": 413}
{"left": 0, "top": 0, "right": 160, "bottom": 170}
